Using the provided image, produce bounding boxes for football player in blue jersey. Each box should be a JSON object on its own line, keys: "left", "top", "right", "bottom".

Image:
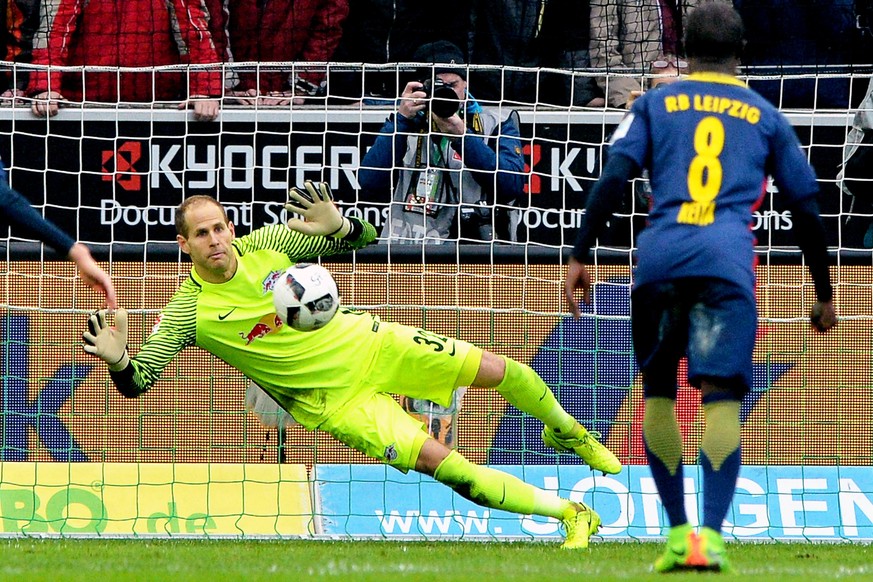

{"left": 564, "top": 2, "right": 837, "bottom": 573}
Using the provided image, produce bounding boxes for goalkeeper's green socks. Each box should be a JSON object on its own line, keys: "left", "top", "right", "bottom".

{"left": 495, "top": 357, "right": 576, "bottom": 434}
{"left": 700, "top": 397, "right": 741, "bottom": 532}
{"left": 643, "top": 396, "right": 687, "bottom": 527}
{"left": 433, "top": 450, "right": 573, "bottom": 519}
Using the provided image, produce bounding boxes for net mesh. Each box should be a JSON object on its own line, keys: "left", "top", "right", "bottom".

{"left": 0, "top": 51, "right": 871, "bottom": 537}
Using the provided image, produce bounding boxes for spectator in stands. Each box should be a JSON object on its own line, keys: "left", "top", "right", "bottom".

{"left": 329, "top": 1, "right": 469, "bottom": 105}
{"left": 0, "top": 0, "right": 39, "bottom": 99}
{"left": 735, "top": 0, "right": 858, "bottom": 109}
{"left": 202, "top": 0, "right": 234, "bottom": 91}
{"left": 222, "top": 0, "right": 349, "bottom": 106}
{"left": 839, "top": 76, "right": 873, "bottom": 248}
{"left": 358, "top": 40, "right": 526, "bottom": 243}
{"left": 589, "top": 0, "right": 710, "bottom": 109}
{"left": 468, "top": 0, "right": 603, "bottom": 107}
{"left": 598, "top": 53, "right": 687, "bottom": 247}
{"left": 625, "top": 53, "right": 687, "bottom": 109}
{"left": 27, "top": 0, "right": 222, "bottom": 121}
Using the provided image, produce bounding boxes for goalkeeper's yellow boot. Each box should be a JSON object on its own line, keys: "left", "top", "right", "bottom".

{"left": 542, "top": 423, "right": 622, "bottom": 474}
{"left": 560, "top": 503, "right": 601, "bottom": 549}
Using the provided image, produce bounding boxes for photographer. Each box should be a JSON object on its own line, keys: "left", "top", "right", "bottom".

{"left": 358, "top": 40, "right": 526, "bottom": 244}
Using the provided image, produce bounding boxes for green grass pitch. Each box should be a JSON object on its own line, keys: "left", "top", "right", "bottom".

{"left": 0, "top": 539, "right": 871, "bottom": 581}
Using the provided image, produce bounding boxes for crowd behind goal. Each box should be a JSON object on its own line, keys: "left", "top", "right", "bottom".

{"left": 0, "top": 2, "right": 868, "bottom": 108}
{"left": 0, "top": 2, "right": 870, "bottom": 249}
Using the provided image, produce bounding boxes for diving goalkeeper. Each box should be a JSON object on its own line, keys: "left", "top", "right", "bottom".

{"left": 82, "top": 181, "right": 622, "bottom": 549}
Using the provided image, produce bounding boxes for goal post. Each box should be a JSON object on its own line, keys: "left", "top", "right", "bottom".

{"left": 0, "top": 62, "right": 871, "bottom": 540}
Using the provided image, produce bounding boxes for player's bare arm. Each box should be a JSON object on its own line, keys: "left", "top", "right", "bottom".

{"left": 565, "top": 154, "right": 639, "bottom": 316}
{"left": 782, "top": 195, "right": 837, "bottom": 333}
{"left": 564, "top": 257, "right": 593, "bottom": 318}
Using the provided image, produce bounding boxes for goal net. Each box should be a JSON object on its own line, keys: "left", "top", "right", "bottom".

{"left": 0, "top": 51, "right": 871, "bottom": 537}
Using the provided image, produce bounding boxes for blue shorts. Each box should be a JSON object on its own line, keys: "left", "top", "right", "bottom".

{"left": 632, "top": 277, "right": 756, "bottom": 398}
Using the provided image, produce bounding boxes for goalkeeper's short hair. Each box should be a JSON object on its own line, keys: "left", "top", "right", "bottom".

{"left": 175, "top": 195, "right": 228, "bottom": 237}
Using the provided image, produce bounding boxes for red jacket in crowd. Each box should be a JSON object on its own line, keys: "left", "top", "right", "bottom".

{"left": 224, "top": 0, "right": 348, "bottom": 93}
{"left": 28, "top": 0, "right": 223, "bottom": 102}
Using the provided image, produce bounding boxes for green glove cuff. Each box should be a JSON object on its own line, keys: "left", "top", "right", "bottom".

{"left": 327, "top": 217, "right": 351, "bottom": 238}
{"left": 347, "top": 217, "right": 368, "bottom": 242}
{"left": 108, "top": 350, "right": 129, "bottom": 372}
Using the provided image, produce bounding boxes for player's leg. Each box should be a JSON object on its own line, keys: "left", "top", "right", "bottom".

{"left": 473, "top": 350, "right": 621, "bottom": 474}
{"left": 417, "top": 438, "right": 600, "bottom": 549}
{"left": 699, "top": 385, "right": 743, "bottom": 528}
{"left": 370, "top": 321, "right": 620, "bottom": 474}
{"left": 695, "top": 382, "right": 740, "bottom": 574}
{"left": 632, "top": 281, "right": 696, "bottom": 573}
{"left": 319, "top": 391, "right": 600, "bottom": 549}
{"left": 685, "top": 279, "right": 755, "bottom": 573}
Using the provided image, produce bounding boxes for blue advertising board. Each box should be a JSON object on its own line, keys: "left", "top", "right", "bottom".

{"left": 315, "top": 464, "right": 873, "bottom": 541}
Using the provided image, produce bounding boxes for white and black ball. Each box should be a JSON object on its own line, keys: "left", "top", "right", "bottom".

{"left": 272, "top": 263, "right": 339, "bottom": 331}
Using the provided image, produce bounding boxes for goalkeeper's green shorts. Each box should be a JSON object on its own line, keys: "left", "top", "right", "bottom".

{"left": 315, "top": 321, "right": 482, "bottom": 472}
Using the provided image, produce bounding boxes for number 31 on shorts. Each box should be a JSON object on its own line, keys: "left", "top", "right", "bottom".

{"left": 413, "top": 329, "right": 455, "bottom": 355}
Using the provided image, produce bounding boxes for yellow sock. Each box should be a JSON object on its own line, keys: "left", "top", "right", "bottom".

{"left": 496, "top": 357, "right": 575, "bottom": 434}
{"left": 701, "top": 400, "right": 741, "bottom": 470}
{"left": 643, "top": 397, "right": 682, "bottom": 476}
{"left": 433, "top": 450, "right": 572, "bottom": 519}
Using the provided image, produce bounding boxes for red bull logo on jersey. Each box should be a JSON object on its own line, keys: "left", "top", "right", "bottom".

{"left": 240, "top": 314, "right": 283, "bottom": 345}
{"left": 263, "top": 270, "right": 284, "bottom": 294}
{"left": 150, "top": 313, "right": 163, "bottom": 335}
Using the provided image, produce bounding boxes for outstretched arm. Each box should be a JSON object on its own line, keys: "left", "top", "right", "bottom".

{"left": 234, "top": 181, "right": 376, "bottom": 263}
{"left": 565, "top": 153, "right": 639, "bottom": 317}
{"left": 768, "top": 115, "right": 837, "bottom": 333}
{"left": 0, "top": 180, "right": 117, "bottom": 307}
{"left": 283, "top": 179, "right": 375, "bottom": 250}
{"left": 83, "top": 309, "right": 129, "bottom": 372}
{"left": 83, "top": 295, "right": 196, "bottom": 398}
{"left": 285, "top": 180, "right": 352, "bottom": 238}
{"left": 0, "top": 179, "right": 74, "bottom": 252}
{"left": 784, "top": 195, "right": 837, "bottom": 333}
{"left": 67, "top": 243, "right": 117, "bottom": 309}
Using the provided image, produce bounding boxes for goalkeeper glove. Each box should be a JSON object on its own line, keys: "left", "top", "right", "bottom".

{"left": 245, "top": 380, "right": 297, "bottom": 429}
{"left": 82, "top": 308, "right": 130, "bottom": 371}
{"left": 284, "top": 181, "right": 351, "bottom": 238}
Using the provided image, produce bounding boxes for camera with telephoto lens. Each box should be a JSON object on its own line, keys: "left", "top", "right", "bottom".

{"left": 420, "top": 79, "right": 461, "bottom": 118}
{"left": 460, "top": 203, "right": 493, "bottom": 242}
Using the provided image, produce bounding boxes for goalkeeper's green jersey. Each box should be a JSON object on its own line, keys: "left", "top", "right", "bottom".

{"left": 115, "top": 221, "right": 378, "bottom": 422}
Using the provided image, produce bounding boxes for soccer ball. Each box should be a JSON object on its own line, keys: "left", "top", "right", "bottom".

{"left": 272, "top": 263, "right": 339, "bottom": 331}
